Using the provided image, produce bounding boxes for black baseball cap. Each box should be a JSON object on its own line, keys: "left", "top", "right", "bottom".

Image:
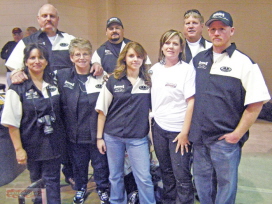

{"left": 205, "top": 10, "right": 233, "bottom": 27}
{"left": 106, "top": 17, "right": 123, "bottom": 28}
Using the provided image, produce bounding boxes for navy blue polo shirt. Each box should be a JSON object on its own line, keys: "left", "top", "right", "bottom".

{"left": 96, "top": 75, "right": 151, "bottom": 138}
{"left": 1, "top": 79, "right": 64, "bottom": 161}
{"left": 56, "top": 68, "right": 105, "bottom": 144}
{"left": 189, "top": 43, "right": 270, "bottom": 146}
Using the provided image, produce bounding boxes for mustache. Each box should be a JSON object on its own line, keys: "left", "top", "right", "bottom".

{"left": 111, "top": 32, "right": 119, "bottom": 36}
{"left": 41, "top": 27, "right": 56, "bottom": 32}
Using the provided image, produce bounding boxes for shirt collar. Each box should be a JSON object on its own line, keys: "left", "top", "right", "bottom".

{"left": 37, "top": 29, "right": 64, "bottom": 38}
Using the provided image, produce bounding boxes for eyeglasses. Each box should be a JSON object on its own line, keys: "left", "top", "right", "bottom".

{"left": 73, "top": 53, "right": 91, "bottom": 58}
{"left": 184, "top": 9, "right": 202, "bottom": 17}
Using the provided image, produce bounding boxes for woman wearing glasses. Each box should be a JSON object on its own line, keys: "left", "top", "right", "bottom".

{"left": 1, "top": 43, "right": 64, "bottom": 204}
{"left": 55, "top": 38, "right": 110, "bottom": 204}
{"left": 150, "top": 29, "right": 195, "bottom": 203}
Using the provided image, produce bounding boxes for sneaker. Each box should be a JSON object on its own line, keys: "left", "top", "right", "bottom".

{"left": 128, "top": 190, "right": 139, "bottom": 204}
{"left": 97, "top": 189, "right": 110, "bottom": 204}
{"left": 73, "top": 188, "right": 86, "bottom": 204}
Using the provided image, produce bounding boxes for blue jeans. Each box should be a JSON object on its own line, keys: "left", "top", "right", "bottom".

{"left": 193, "top": 140, "right": 241, "bottom": 204}
{"left": 70, "top": 142, "right": 110, "bottom": 191}
{"left": 152, "top": 120, "right": 194, "bottom": 204}
{"left": 104, "top": 133, "right": 155, "bottom": 204}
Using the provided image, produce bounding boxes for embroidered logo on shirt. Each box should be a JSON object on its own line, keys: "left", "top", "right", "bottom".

{"left": 47, "top": 86, "right": 57, "bottom": 93}
{"left": 197, "top": 61, "right": 208, "bottom": 69}
{"left": 105, "top": 50, "right": 113, "bottom": 55}
{"left": 220, "top": 66, "right": 232, "bottom": 72}
{"left": 95, "top": 84, "right": 102, "bottom": 89}
{"left": 139, "top": 85, "right": 149, "bottom": 90}
{"left": 114, "top": 85, "right": 125, "bottom": 92}
{"left": 63, "top": 80, "right": 75, "bottom": 89}
{"left": 26, "top": 89, "right": 39, "bottom": 99}
{"left": 165, "top": 83, "right": 177, "bottom": 88}
{"left": 60, "top": 43, "right": 69, "bottom": 47}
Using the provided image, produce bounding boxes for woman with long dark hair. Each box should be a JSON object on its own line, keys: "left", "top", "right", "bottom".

{"left": 1, "top": 43, "right": 64, "bottom": 204}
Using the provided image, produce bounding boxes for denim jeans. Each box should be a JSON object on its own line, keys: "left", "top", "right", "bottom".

{"left": 193, "top": 140, "right": 241, "bottom": 204}
{"left": 104, "top": 133, "right": 156, "bottom": 204}
{"left": 70, "top": 142, "right": 110, "bottom": 191}
{"left": 152, "top": 120, "right": 194, "bottom": 204}
{"left": 27, "top": 157, "right": 61, "bottom": 204}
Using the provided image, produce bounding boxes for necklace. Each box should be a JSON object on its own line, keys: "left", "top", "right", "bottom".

{"left": 78, "top": 79, "right": 87, "bottom": 92}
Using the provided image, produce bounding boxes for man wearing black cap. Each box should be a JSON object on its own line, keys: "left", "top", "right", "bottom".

{"left": 92, "top": 17, "right": 151, "bottom": 74}
{"left": 189, "top": 10, "right": 270, "bottom": 204}
{"left": 1, "top": 27, "right": 23, "bottom": 86}
{"left": 183, "top": 9, "right": 212, "bottom": 63}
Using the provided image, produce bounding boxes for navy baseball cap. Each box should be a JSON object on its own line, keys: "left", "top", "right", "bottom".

{"left": 12, "top": 27, "right": 22, "bottom": 34}
{"left": 205, "top": 11, "right": 233, "bottom": 27}
{"left": 106, "top": 17, "right": 123, "bottom": 28}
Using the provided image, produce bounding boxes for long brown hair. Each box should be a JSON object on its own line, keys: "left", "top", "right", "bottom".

{"left": 114, "top": 41, "right": 151, "bottom": 86}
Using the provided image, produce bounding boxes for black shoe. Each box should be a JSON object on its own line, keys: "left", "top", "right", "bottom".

{"left": 97, "top": 189, "right": 110, "bottom": 204}
{"left": 128, "top": 190, "right": 139, "bottom": 204}
{"left": 73, "top": 188, "right": 86, "bottom": 204}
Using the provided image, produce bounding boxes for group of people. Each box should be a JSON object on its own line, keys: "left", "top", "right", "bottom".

{"left": 0, "top": 3, "right": 270, "bottom": 204}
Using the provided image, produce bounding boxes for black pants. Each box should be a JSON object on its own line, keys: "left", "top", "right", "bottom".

{"left": 152, "top": 120, "right": 194, "bottom": 204}
{"left": 27, "top": 157, "right": 61, "bottom": 204}
{"left": 70, "top": 142, "right": 110, "bottom": 191}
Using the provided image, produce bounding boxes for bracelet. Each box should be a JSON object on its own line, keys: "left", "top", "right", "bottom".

{"left": 97, "top": 138, "right": 103, "bottom": 140}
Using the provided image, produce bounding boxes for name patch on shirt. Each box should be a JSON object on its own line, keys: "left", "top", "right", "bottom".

{"left": 197, "top": 61, "right": 208, "bottom": 69}
{"left": 105, "top": 50, "right": 113, "bottom": 55}
{"left": 114, "top": 85, "right": 125, "bottom": 92}
{"left": 63, "top": 80, "right": 75, "bottom": 90}
{"left": 26, "top": 89, "right": 39, "bottom": 99}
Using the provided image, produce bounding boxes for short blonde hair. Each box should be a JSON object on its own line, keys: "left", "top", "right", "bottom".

{"left": 69, "top": 38, "right": 92, "bottom": 55}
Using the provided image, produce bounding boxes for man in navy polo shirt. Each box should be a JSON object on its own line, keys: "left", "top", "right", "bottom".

{"left": 92, "top": 17, "right": 151, "bottom": 74}
{"left": 189, "top": 10, "right": 270, "bottom": 204}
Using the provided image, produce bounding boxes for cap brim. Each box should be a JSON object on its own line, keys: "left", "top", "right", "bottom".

{"left": 205, "top": 19, "right": 230, "bottom": 27}
{"left": 107, "top": 21, "right": 122, "bottom": 28}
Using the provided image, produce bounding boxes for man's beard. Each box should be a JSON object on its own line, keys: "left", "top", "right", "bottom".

{"left": 111, "top": 37, "right": 120, "bottom": 42}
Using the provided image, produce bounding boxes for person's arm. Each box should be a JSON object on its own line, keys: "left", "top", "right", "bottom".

{"left": 90, "top": 62, "right": 104, "bottom": 77}
{"left": 8, "top": 125, "right": 27, "bottom": 164}
{"left": 219, "top": 101, "right": 263, "bottom": 143}
{"left": 1, "top": 42, "right": 9, "bottom": 60}
{"left": 97, "top": 110, "right": 107, "bottom": 154}
{"left": 5, "top": 40, "right": 25, "bottom": 71}
{"left": 5, "top": 40, "right": 28, "bottom": 83}
{"left": 173, "top": 96, "right": 194, "bottom": 155}
{"left": 91, "top": 50, "right": 103, "bottom": 76}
